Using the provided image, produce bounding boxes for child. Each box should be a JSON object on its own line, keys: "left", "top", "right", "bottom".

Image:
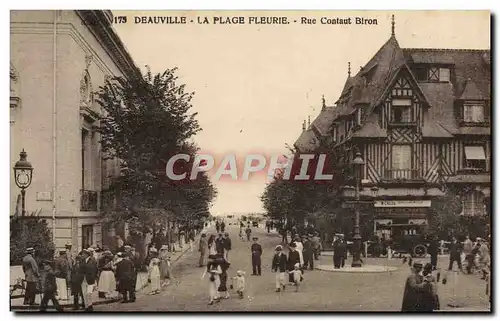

{"left": 39, "top": 260, "right": 64, "bottom": 312}
{"left": 231, "top": 270, "right": 246, "bottom": 299}
{"left": 203, "top": 256, "right": 222, "bottom": 305}
{"left": 288, "top": 263, "right": 303, "bottom": 292}
{"left": 147, "top": 249, "right": 161, "bottom": 295}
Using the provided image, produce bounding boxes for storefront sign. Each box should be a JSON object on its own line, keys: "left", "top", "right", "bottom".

{"left": 374, "top": 200, "right": 431, "bottom": 208}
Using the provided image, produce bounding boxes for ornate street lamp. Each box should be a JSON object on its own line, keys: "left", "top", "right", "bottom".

{"left": 13, "top": 149, "right": 34, "bottom": 217}
{"left": 351, "top": 152, "right": 365, "bottom": 267}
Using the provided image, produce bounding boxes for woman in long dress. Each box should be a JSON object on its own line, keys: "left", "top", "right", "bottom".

{"left": 97, "top": 251, "right": 116, "bottom": 299}
{"left": 159, "top": 245, "right": 171, "bottom": 287}
{"left": 204, "top": 255, "right": 222, "bottom": 305}
{"left": 293, "top": 235, "right": 304, "bottom": 267}
{"left": 207, "top": 235, "right": 217, "bottom": 256}
{"left": 148, "top": 250, "right": 161, "bottom": 295}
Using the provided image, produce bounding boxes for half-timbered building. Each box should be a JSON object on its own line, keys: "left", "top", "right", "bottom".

{"left": 294, "top": 17, "right": 491, "bottom": 237}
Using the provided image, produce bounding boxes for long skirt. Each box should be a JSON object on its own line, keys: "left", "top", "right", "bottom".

{"left": 98, "top": 271, "right": 116, "bottom": 294}
{"left": 208, "top": 276, "right": 220, "bottom": 300}
{"left": 149, "top": 266, "right": 161, "bottom": 292}
{"left": 81, "top": 279, "right": 95, "bottom": 308}
{"left": 159, "top": 260, "right": 170, "bottom": 281}
{"left": 218, "top": 272, "right": 228, "bottom": 292}
{"left": 55, "top": 278, "right": 68, "bottom": 300}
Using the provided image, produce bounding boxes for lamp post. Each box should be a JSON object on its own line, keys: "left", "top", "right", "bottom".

{"left": 351, "top": 152, "right": 365, "bottom": 267}
{"left": 13, "top": 149, "right": 34, "bottom": 217}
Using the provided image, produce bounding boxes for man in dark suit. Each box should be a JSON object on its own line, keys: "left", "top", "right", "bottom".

{"left": 448, "top": 236, "right": 463, "bottom": 271}
{"left": 115, "top": 252, "right": 136, "bottom": 303}
{"left": 223, "top": 232, "right": 232, "bottom": 261}
{"left": 215, "top": 233, "right": 226, "bottom": 256}
{"left": 272, "top": 245, "right": 288, "bottom": 292}
{"left": 250, "top": 237, "right": 263, "bottom": 276}
{"left": 287, "top": 242, "right": 301, "bottom": 283}
{"left": 302, "top": 235, "right": 315, "bottom": 270}
{"left": 79, "top": 249, "right": 98, "bottom": 311}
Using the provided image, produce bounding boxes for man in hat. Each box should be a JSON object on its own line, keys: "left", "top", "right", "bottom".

{"left": 401, "top": 261, "right": 431, "bottom": 311}
{"left": 54, "top": 249, "right": 69, "bottom": 301}
{"left": 215, "top": 233, "right": 226, "bottom": 256}
{"left": 198, "top": 233, "right": 208, "bottom": 267}
{"left": 448, "top": 236, "right": 463, "bottom": 271}
{"left": 287, "top": 242, "right": 301, "bottom": 283}
{"left": 22, "top": 247, "right": 39, "bottom": 305}
{"left": 250, "top": 236, "right": 263, "bottom": 276}
{"left": 39, "top": 260, "right": 64, "bottom": 312}
{"left": 311, "top": 232, "right": 322, "bottom": 260}
{"left": 302, "top": 235, "right": 315, "bottom": 270}
{"left": 115, "top": 252, "right": 136, "bottom": 303}
{"left": 64, "top": 243, "right": 74, "bottom": 298}
{"left": 223, "top": 232, "right": 232, "bottom": 261}
{"left": 272, "top": 245, "right": 287, "bottom": 292}
{"left": 79, "top": 249, "right": 98, "bottom": 311}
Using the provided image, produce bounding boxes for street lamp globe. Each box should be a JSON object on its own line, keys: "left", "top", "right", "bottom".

{"left": 371, "top": 186, "right": 379, "bottom": 198}
{"left": 352, "top": 152, "right": 365, "bottom": 180}
{"left": 341, "top": 185, "right": 356, "bottom": 199}
{"left": 13, "top": 149, "right": 33, "bottom": 189}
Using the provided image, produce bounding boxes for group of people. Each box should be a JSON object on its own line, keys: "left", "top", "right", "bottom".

{"left": 401, "top": 261, "right": 441, "bottom": 311}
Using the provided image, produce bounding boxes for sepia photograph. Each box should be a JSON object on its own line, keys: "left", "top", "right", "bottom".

{"left": 9, "top": 9, "right": 491, "bottom": 312}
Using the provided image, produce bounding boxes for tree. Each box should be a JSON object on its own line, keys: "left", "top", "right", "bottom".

{"left": 96, "top": 67, "right": 217, "bottom": 235}
{"left": 427, "top": 189, "right": 464, "bottom": 239}
{"left": 10, "top": 211, "right": 55, "bottom": 266}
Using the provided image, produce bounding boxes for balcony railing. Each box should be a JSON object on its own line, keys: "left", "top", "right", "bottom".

{"left": 80, "top": 189, "right": 98, "bottom": 212}
{"left": 382, "top": 169, "right": 421, "bottom": 181}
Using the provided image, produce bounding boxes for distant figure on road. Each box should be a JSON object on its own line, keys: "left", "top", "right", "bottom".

{"left": 223, "top": 232, "right": 232, "bottom": 261}
{"left": 250, "top": 236, "right": 263, "bottom": 276}
{"left": 207, "top": 234, "right": 217, "bottom": 256}
{"left": 333, "top": 235, "right": 346, "bottom": 269}
{"left": 220, "top": 221, "right": 226, "bottom": 233}
{"left": 216, "top": 221, "right": 221, "bottom": 234}
{"left": 302, "top": 235, "right": 314, "bottom": 270}
{"left": 215, "top": 233, "right": 226, "bottom": 256}
{"left": 311, "top": 232, "right": 322, "bottom": 260}
{"left": 245, "top": 226, "right": 252, "bottom": 241}
{"left": 427, "top": 235, "right": 439, "bottom": 270}
{"left": 272, "top": 245, "right": 287, "bottom": 292}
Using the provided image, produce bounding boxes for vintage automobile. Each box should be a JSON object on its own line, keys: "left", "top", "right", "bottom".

{"left": 378, "top": 223, "right": 430, "bottom": 258}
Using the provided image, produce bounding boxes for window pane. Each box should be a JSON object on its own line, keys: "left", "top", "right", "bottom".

{"left": 473, "top": 105, "right": 484, "bottom": 122}
{"left": 439, "top": 68, "right": 450, "bottom": 82}
{"left": 392, "top": 99, "right": 412, "bottom": 106}
{"left": 428, "top": 68, "right": 439, "bottom": 81}
{"left": 392, "top": 145, "right": 411, "bottom": 169}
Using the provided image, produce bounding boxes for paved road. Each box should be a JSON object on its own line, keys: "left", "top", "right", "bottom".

{"left": 95, "top": 225, "right": 490, "bottom": 312}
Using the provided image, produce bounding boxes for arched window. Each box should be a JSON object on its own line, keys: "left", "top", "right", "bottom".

{"left": 463, "top": 191, "right": 485, "bottom": 216}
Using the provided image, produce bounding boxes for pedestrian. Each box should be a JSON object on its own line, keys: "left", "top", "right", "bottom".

{"left": 302, "top": 235, "right": 314, "bottom": 270}
{"left": 224, "top": 232, "right": 232, "bottom": 261}
{"left": 39, "top": 260, "right": 63, "bottom": 312}
{"left": 198, "top": 233, "right": 208, "bottom": 267}
{"left": 54, "top": 249, "right": 69, "bottom": 301}
{"left": 288, "top": 263, "right": 304, "bottom": 292}
{"left": 204, "top": 255, "right": 222, "bottom": 305}
{"left": 311, "top": 232, "right": 322, "bottom": 260}
{"left": 231, "top": 270, "right": 246, "bottom": 299}
{"left": 159, "top": 245, "right": 171, "bottom": 287}
{"left": 401, "top": 261, "right": 431, "bottom": 311}
{"left": 216, "top": 221, "right": 221, "bottom": 234}
{"left": 250, "top": 236, "right": 263, "bottom": 276}
{"left": 266, "top": 221, "right": 271, "bottom": 233}
{"left": 220, "top": 221, "right": 226, "bottom": 233}
{"left": 70, "top": 253, "right": 85, "bottom": 310}
{"left": 115, "top": 252, "right": 136, "bottom": 303}
{"left": 447, "top": 236, "right": 462, "bottom": 271}
{"left": 428, "top": 235, "right": 439, "bottom": 270}
{"left": 339, "top": 235, "right": 347, "bottom": 268}
{"left": 64, "top": 243, "right": 75, "bottom": 299}
{"left": 478, "top": 238, "right": 490, "bottom": 280}
{"left": 207, "top": 234, "right": 217, "bottom": 256}
{"left": 287, "top": 243, "right": 301, "bottom": 283}
{"left": 125, "top": 246, "right": 141, "bottom": 293}
{"left": 215, "top": 233, "right": 226, "bottom": 256}
{"left": 293, "top": 235, "right": 305, "bottom": 268}
{"left": 463, "top": 236, "right": 474, "bottom": 274}
{"left": 239, "top": 228, "right": 245, "bottom": 241}
{"left": 22, "top": 247, "right": 39, "bottom": 306}
{"left": 79, "top": 249, "right": 98, "bottom": 311}
{"left": 272, "top": 245, "right": 287, "bottom": 292}
{"left": 245, "top": 226, "right": 252, "bottom": 241}
{"left": 421, "top": 263, "right": 440, "bottom": 311}
{"left": 216, "top": 254, "right": 231, "bottom": 299}
{"left": 147, "top": 250, "right": 161, "bottom": 295}
{"left": 97, "top": 250, "right": 116, "bottom": 299}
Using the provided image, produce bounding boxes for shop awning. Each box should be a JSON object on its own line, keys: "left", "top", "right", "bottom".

{"left": 464, "top": 146, "right": 486, "bottom": 160}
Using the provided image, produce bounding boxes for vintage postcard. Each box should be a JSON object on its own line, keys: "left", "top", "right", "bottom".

{"left": 9, "top": 10, "right": 491, "bottom": 312}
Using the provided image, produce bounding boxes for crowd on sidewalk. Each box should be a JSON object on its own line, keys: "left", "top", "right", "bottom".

{"left": 17, "top": 221, "right": 207, "bottom": 312}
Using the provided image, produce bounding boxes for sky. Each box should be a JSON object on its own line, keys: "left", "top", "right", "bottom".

{"left": 112, "top": 10, "right": 490, "bottom": 215}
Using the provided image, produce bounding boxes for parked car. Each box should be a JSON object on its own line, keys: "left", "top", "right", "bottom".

{"left": 252, "top": 221, "right": 259, "bottom": 227}
{"left": 377, "top": 223, "right": 430, "bottom": 258}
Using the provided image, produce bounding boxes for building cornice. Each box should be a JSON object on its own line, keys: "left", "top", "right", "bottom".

{"left": 76, "top": 10, "right": 141, "bottom": 79}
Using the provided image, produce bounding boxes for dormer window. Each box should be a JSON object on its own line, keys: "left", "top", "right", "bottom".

{"left": 391, "top": 98, "right": 412, "bottom": 123}
{"left": 414, "top": 65, "right": 451, "bottom": 82}
{"left": 463, "top": 103, "right": 485, "bottom": 123}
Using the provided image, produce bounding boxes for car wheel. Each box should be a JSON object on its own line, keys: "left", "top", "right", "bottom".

{"left": 413, "top": 244, "right": 427, "bottom": 258}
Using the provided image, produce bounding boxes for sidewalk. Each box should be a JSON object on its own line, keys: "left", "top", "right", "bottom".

{"left": 10, "top": 228, "right": 207, "bottom": 311}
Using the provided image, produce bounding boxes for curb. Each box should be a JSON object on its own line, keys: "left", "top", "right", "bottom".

{"left": 11, "top": 298, "right": 121, "bottom": 311}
